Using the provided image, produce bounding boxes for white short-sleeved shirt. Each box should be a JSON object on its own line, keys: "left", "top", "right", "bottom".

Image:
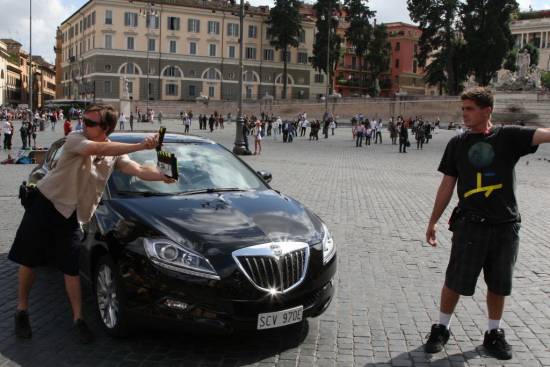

{"left": 38, "top": 132, "right": 133, "bottom": 223}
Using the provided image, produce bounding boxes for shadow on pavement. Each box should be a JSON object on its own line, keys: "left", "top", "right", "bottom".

{"left": 0, "top": 254, "right": 309, "bottom": 367}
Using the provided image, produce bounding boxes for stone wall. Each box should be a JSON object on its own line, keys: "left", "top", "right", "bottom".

{"left": 494, "top": 92, "right": 550, "bottom": 127}
{"left": 128, "top": 97, "right": 464, "bottom": 123}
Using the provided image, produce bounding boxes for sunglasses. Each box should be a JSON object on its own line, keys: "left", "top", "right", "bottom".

{"left": 83, "top": 117, "right": 101, "bottom": 128}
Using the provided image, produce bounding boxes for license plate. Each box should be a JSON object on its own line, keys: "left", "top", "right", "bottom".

{"left": 257, "top": 305, "right": 303, "bottom": 330}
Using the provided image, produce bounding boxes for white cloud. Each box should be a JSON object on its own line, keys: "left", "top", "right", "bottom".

{"left": 0, "top": 0, "right": 77, "bottom": 64}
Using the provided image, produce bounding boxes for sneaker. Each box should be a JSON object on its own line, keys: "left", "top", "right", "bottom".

{"left": 424, "top": 324, "right": 450, "bottom": 353}
{"left": 14, "top": 310, "right": 32, "bottom": 339}
{"left": 74, "top": 319, "right": 94, "bottom": 344}
{"left": 483, "top": 329, "right": 513, "bottom": 360}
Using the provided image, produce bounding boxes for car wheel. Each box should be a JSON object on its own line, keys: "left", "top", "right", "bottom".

{"left": 94, "top": 255, "right": 130, "bottom": 337}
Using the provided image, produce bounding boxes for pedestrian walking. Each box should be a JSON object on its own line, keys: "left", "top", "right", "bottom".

{"left": 184, "top": 116, "right": 191, "bottom": 134}
{"left": 118, "top": 113, "right": 126, "bottom": 130}
{"left": 375, "top": 120, "right": 383, "bottom": 143}
{"left": 329, "top": 119, "right": 336, "bottom": 136}
{"left": 354, "top": 123, "right": 365, "bottom": 147}
{"left": 416, "top": 122, "right": 426, "bottom": 150}
{"left": 20, "top": 121, "right": 28, "bottom": 150}
{"left": 9, "top": 104, "right": 175, "bottom": 344}
{"left": 253, "top": 120, "right": 262, "bottom": 155}
{"left": 129, "top": 113, "right": 134, "bottom": 131}
{"left": 424, "top": 87, "right": 550, "bottom": 360}
{"left": 2, "top": 118, "right": 13, "bottom": 150}
{"left": 389, "top": 119, "right": 398, "bottom": 145}
{"left": 399, "top": 123, "right": 409, "bottom": 153}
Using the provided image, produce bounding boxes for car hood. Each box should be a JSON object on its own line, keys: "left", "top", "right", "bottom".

{"left": 107, "top": 190, "right": 324, "bottom": 256}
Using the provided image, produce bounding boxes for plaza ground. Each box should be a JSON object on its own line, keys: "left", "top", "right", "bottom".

{"left": 0, "top": 120, "right": 549, "bottom": 366}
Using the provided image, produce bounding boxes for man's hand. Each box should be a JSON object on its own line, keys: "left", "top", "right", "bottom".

{"left": 140, "top": 134, "right": 159, "bottom": 150}
{"left": 157, "top": 170, "right": 177, "bottom": 184}
{"left": 426, "top": 222, "right": 438, "bottom": 247}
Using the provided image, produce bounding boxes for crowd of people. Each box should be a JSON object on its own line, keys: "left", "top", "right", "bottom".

{"left": 352, "top": 114, "right": 441, "bottom": 153}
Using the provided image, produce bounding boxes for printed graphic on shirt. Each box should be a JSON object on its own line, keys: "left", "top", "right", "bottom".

{"left": 464, "top": 142, "right": 502, "bottom": 199}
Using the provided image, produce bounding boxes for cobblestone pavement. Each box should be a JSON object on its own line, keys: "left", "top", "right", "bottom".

{"left": 1, "top": 120, "right": 549, "bottom": 367}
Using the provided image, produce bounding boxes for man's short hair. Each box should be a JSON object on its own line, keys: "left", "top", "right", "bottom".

{"left": 461, "top": 87, "right": 494, "bottom": 109}
{"left": 85, "top": 104, "right": 118, "bottom": 135}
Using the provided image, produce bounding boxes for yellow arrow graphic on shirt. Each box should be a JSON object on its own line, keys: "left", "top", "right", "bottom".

{"left": 464, "top": 172, "right": 503, "bottom": 199}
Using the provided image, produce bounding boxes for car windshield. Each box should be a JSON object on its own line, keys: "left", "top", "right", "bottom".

{"left": 110, "top": 142, "right": 267, "bottom": 195}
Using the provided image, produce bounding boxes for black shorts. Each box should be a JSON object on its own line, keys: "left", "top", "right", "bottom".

{"left": 8, "top": 190, "right": 82, "bottom": 276}
{"left": 445, "top": 217, "right": 520, "bottom": 296}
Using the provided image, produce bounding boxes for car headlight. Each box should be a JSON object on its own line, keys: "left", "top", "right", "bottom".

{"left": 143, "top": 238, "right": 220, "bottom": 280}
{"left": 322, "top": 223, "right": 336, "bottom": 265}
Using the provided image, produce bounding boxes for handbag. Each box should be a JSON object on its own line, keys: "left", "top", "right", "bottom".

{"left": 406, "top": 140, "right": 411, "bottom": 147}
{"left": 19, "top": 181, "right": 39, "bottom": 209}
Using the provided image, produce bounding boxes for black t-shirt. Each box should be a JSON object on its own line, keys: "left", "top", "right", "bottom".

{"left": 438, "top": 126, "right": 538, "bottom": 223}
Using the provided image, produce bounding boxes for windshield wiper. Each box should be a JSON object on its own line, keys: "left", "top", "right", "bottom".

{"left": 177, "top": 188, "right": 248, "bottom": 196}
{"left": 116, "top": 190, "right": 174, "bottom": 197}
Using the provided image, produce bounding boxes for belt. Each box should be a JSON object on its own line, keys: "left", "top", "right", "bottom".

{"left": 452, "top": 207, "right": 520, "bottom": 225}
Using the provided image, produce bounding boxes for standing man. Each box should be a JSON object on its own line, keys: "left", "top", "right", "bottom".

{"left": 8, "top": 104, "right": 175, "bottom": 344}
{"left": 118, "top": 113, "right": 126, "bottom": 130}
{"left": 129, "top": 112, "right": 134, "bottom": 131}
{"left": 424, "top": 88, "right": 550, "bottom": 360}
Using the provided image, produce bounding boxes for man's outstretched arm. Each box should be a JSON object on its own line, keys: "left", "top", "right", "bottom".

{"left": 426, "top": 175, "right": 457, "bottom": 247}
{"left": 533, "top": 128, "right": 550, "bottom": 146}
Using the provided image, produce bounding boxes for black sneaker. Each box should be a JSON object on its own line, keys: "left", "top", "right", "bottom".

{"left": 74, "top": 319, "right": 94, "bottom": 344}
{"left": 424, "top": 324, "right": 450, "bottom": 353}
{"left": 483, "top": 329, "right": 513, "bottom": 360}
{"left": 14, "top": 310, "right": 32, "bottom": 339}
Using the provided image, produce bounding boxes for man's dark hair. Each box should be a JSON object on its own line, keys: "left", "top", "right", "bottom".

{"left": 461, "top": 87, "right": 494, "bottom": 109}
{"left": 85, "top": 104, "right": 118, "bottom": 135}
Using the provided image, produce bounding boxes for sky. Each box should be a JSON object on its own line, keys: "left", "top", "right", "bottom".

{"left": 0, "top": 0, "right": 548, "bottom": 64}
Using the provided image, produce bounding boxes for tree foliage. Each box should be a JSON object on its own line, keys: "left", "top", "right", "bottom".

{"left": 312, "top": 0, "right": 342, "bottom": 94}
{"left": 267, "top": 0, "right": 303, "bottom": 99}
{"left": 461, "top": 0, "right": 518, "bottom": 86}
{"left": 365, "top": 23, "right": 391, "bottom": 96}
{"left": 343, "top": 0, "right": 375, "bottom": 92}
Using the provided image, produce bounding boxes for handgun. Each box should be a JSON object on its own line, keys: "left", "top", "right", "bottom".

{"left": 157, "top": 126, "right": 166, "bottom": 151}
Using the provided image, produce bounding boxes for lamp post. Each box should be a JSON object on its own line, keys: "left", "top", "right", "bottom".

{"left": 29, "top": 0, "right": 33, "bottom": 116}
{"left": 232, "top": 0, "right": 251, "bottom": 155}
{"left": 139, "top": 3, "right": 158, "bottom": 116}
{"left": 321, "top": 11, "right": 338, "bottom": 114}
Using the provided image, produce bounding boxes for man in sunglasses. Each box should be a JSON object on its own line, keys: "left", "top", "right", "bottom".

{"left": 8, "top": 104, "right": 175, "bottom": 344}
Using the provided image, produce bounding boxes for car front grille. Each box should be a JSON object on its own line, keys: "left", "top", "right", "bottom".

{"left": 233, "top": 243, "right": 309, "bottom": 294}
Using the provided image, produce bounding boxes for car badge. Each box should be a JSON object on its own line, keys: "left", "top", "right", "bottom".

{"left": 270, "top": 244, "right": 282, "bottom": 257}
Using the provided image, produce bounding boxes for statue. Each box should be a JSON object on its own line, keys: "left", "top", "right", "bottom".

{"left": 121, "top": 76, "right": 130, "bottom": 99}
{"left": 517, "top": 49, "right": 531, "bottom": 79}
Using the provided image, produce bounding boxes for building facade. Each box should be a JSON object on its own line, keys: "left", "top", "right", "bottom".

{"left": 379, "top": 22, "right": 424, "bottom": 97}
{"left": 511, "top": 11, "right": 550, "bottom": 71}
{"left": 0, "top": 41, "right": 9, "bottom": 106}
{"left": 0, "top": 39, "right": 56, "bottom": 108}
{"left": 329, "top": 20, "right": 426, "bottom": 97}
{"left": 57, "top": 0, "right": 326, "bottom": 104}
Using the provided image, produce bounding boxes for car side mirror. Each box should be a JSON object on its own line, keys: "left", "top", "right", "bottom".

{"left": 257, "top": 171, "right": 272, "bottom": 183}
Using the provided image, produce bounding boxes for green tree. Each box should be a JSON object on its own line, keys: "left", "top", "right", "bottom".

{"left": 407, "top": 0, "right": 467, "bottom": 95}
{"left": 312, "top": 0, "right": 342, "bottom": 95}
{"left": 461, "top": 0, "right": 518, "bottom": 86}
{"left": 503, "top": 48, "right": 518, "bottom": 72}
{"left": 542, "top": 71, "right": 550, "bottom": 90}
{"left": 365, "top": 23, "right": 391, "bottom": 96}
{"left": 267, "top": 0, "right": 303, "bottom": 99}
{"left": 343, "top": 0, "right": 375, "bottom": 93}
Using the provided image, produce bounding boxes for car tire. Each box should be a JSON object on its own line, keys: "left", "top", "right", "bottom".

{"left": 93, "top": 255, "right": 130, "bottom": 337}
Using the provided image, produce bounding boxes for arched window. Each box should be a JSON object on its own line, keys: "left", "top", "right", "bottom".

{"left": 121, "top": 63, "right": 140, "bottom": 75}
{"left": 203, "top": 68, "right": 221, "bottom": 80}
{"left": 163, "top": 65, "right": 182, "bottom": 77}
{"left": 243, "top": 70, "right": 259, "bottom": 82}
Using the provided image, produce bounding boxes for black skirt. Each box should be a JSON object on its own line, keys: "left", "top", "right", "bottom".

{"left": 8, "top": 190, "right": 82, "bottom": 276}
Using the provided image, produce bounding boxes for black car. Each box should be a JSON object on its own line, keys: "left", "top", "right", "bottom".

{"left": 29, "top": 132, "right": 337, "bottom": 336}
